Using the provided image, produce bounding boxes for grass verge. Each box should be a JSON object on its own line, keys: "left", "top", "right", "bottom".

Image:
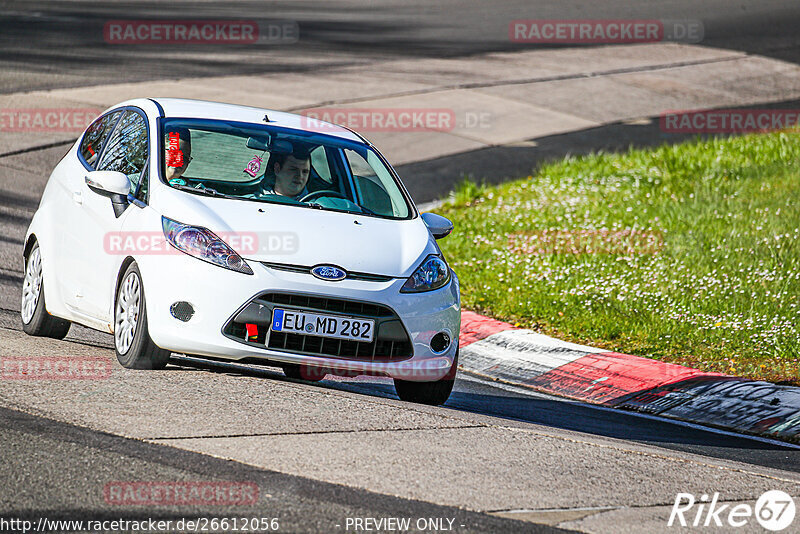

{"left": 438, "top": 131, "right": 800, "bottom": 384}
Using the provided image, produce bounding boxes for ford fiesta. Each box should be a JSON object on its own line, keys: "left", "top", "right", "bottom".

{"left": 21, "top": 98, "right": 460, "bottom": 405}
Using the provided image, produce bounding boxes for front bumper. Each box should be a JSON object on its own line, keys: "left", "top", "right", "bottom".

{"left": 137, "top": 253, "right": 460, "bottom": 381}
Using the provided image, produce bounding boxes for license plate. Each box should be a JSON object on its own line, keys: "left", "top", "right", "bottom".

{"left": 270, "top": 308, "right": 375, "bottom": 343}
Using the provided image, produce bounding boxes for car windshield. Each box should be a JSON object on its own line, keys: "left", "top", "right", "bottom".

{"left": 159, "top": 118, "right": 413, "bottom": 219}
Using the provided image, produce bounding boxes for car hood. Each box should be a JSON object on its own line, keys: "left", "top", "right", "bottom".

{"left": 155, "top": 192, "right": 438, "bottom": 278}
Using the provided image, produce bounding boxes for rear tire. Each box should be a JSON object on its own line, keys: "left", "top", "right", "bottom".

{"left": 393, "top": 349, "right": 458, "bottom": 406}
{"left": 114, "top": 262, "right": 169, "bottom": 370}
{"left": 21, "top": 243, "right": 71, "bottom": 339}
{"left": 282, "top": 364, "right": 326, "bottom": 382}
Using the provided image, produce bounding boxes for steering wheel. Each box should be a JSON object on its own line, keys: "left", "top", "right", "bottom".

{"left": 299, "top": 190, "right": 349, "bottom": 203}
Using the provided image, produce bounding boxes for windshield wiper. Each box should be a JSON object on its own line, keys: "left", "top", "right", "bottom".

{"left": 306, "top": 203, "right": 377, "bottom": 216}
{"left": 358, "top": 205, "right": 376, "bottom": 215}
{"left": 305, "top": 202, "right": 377, "bottom": 216}
{"left": 172, "top": 184, "right": 237, "bottom": 200}
{"left": 337, "top": 206, "right": 376, "bottom": 216}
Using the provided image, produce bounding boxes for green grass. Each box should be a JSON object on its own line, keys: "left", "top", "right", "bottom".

{"left": 438, "top": 132, "right": 800, "bottom": 384}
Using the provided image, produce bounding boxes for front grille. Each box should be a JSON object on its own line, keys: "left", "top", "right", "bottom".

{"left": 266, "top": 331, "right": 411, "bottom": 362}
{"left": 223, "top": 292, "right": 413, "bottom": 362}
{"left": 264, "top": 292, "right": 394, "bottom": 318}
{"left": 262, "top": 262, "right": 395, "bottom": 282}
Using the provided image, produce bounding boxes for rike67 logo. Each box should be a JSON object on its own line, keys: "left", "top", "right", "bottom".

{"left": 669, "top": 490, "right": 795, "bottom": 531}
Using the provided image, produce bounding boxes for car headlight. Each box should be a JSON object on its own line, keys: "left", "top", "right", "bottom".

{"left": 162, "top": 216, "right": 253, "bottom": 275}
{"left": 401, "top": 254, "right": 450, "bottom": 293}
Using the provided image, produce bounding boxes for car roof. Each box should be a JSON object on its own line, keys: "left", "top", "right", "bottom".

{"left": 116, "top": 98, "right": 364, "bottom": 143}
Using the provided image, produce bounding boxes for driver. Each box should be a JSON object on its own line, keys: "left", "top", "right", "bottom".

{"left": 257, "top": 150, "right": 311, "bottom": 200}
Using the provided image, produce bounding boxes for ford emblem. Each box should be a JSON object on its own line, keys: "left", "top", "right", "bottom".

{"left": 311, "top": 265, "right": 347, "bottom": 281}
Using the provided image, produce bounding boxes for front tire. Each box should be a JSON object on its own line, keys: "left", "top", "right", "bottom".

{"left": 21, "top": 243, "right": 71, "bottom": 339}
{"left": 114, "top": 262, "right": 169, "bottom": 370}
{"left": 393, "top": 350, "right": 458, "bottom": 406}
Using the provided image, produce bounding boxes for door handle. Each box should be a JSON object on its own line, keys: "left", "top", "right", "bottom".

{"left": 73, "top": 191, "right": 82, "bottom": 205}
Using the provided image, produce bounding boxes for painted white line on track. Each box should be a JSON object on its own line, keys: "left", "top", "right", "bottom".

{"left": 417, "top": 199, "right": 446, "bottom": 213}
{"left": 460, "top": 329, "right": 597, "bottom": 381}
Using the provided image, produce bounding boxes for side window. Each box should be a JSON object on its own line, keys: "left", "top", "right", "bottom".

{"left": 137, "top": 155, "right": 150, "bottom": 202}
{"left": 344, "top": 148, "right": 409, "bottom": 218}
{"left": 97, "top": 110, "right": 148, "bottom": 196}
{"left": 79, "top": 111, "right": 121, "bottom": 168}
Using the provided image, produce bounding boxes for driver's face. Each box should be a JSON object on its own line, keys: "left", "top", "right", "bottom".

{"left": 274, "top": 155, "right": 310, "bottom": 197}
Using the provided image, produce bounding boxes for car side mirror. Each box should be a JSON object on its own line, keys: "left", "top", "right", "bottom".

{"left": 85, "top": 171, "right": 131, "bottom": 218}
{"left": 421, "top": 212, "right": 454, "bottom": 240}
{"left": 85, "top": 171, "right": 130, "bottom": 197}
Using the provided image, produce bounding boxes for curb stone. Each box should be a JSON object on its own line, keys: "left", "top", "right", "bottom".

{"left": 458, "top": 311, "right": 800, "bottom": 442}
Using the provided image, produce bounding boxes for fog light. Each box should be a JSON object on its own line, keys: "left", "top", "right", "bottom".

{"left": 430, "top": 332, "right": 451, "bottom": 353}
{"left": 170, "top": 301, "right": 194, "bottom": 322}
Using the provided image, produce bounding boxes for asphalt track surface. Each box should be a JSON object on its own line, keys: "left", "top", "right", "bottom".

{"left": 3, "top": 2, "right": 800, "bottom": 531}
{"left": 2, "top": 0, "right": 800, "bottom": 94}
{"left": 0, "top": 407, "right": 563, "bottom": 533}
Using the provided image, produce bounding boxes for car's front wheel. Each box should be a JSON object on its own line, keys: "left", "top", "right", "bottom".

{"left": 393, "top": 350, "right": 458, "bottom": 406}
{"left": 21, "top": 242, "right": 71, "bottom": 339}
{"left": 114, "top": 262, "right": 170, "bottom": 370}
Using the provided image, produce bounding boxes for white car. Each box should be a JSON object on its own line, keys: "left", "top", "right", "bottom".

{"left": 21, "top": 98, "right": 460, "bottom": 405}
